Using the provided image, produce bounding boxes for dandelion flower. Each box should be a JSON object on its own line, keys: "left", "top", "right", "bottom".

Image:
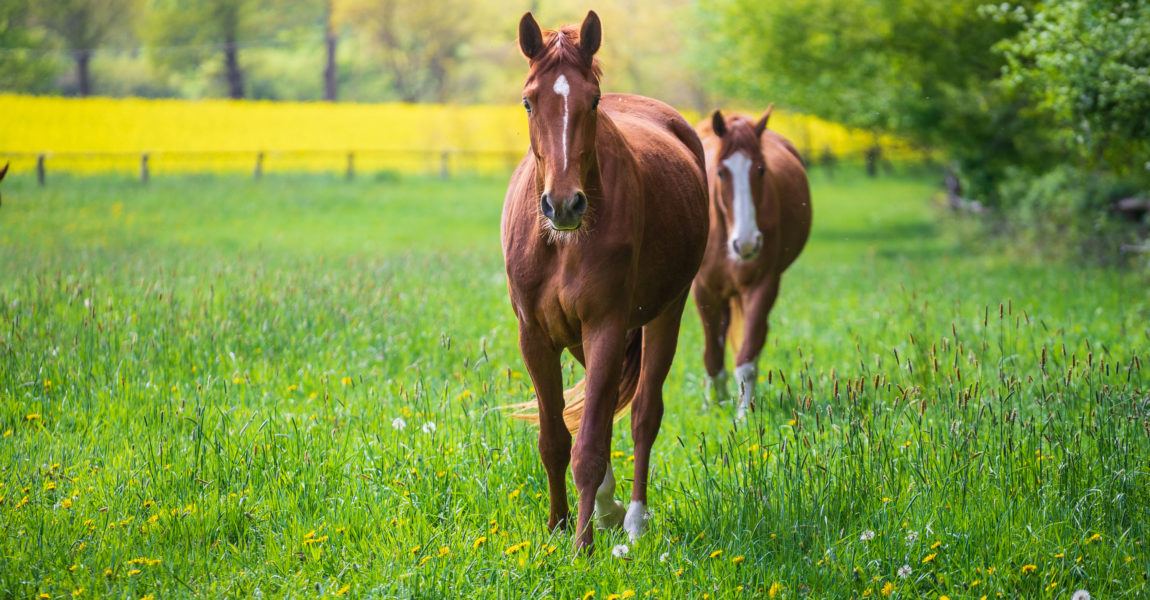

{"left": 335, "top": 585, "right": 350, "bottom": 596}
{"left": 473, "top": 536, "right": 487, "bottom": 549}
{"left": 881, "top": 582, "right": 893, "bottom": 596}
{"left": 422, "top": 421, "right": 437, "bottom": 434}
{"left": 898, "top": 564, "right": 912, "bottom": 578}
{"left": 1021, "top": 564, "right": 1036, "bottom": 574}
{"left": 620, "top": 591, "right": 634, "bottom": 599}
{"left": 731, "top": 555, "right": 745, "bottom": 564}
{"left": 582, "top": 591, "right": 595, "bottom": 600}
{"left": 922, "top": 553, "right": 937, "bottom": 564}
{"left": 612, "top": 544, "right": 629, "bottom": 558}
{"left": 768, "top": 582, "right": 781, "bottom": 598}
{"left": 1085, "top": 533, "right": 1101, "bottom": 544}
{"left": 860, "top": 530, "right": 875, "bottom": 541}
{"left": 392, "top": 417, "right": 407, "bottom": 430}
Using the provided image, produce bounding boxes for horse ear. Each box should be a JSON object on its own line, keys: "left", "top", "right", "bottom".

{"left": 711, "top": 110, "right": 727, "bottom": 137}
{"left": 579, "top": 10, "right": 601, "bottom": 64}
{"left": 519, "top": 12, "right": 544, "bottom": 60}
{"left": 754, "top": 103, "right": 774, "bottom": 137}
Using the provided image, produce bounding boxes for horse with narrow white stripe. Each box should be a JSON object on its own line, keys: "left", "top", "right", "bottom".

{"left": 692, "top": 107, "right": 813, "bottom": 421}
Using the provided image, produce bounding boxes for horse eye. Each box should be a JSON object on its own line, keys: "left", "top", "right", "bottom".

{"left": 522, "top": 99, "right": 531, "bottom": 113}
{"left": 757, "top": 166, "right": 765, "bottom": 177}
{"left": 592, "top": 95, "right": 600, "bottom": 111}
{"left": 718, "top": 171, "right": 728, "bottom": 180}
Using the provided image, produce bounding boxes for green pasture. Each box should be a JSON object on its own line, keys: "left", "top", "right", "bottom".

{"left": 0, "top": 169, "right": 1146, "bottom": 599}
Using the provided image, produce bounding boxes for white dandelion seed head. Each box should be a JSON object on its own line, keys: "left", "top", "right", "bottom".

{"left": 611, "top": 544, "right": 629, "bottom": 558}
{"left": 905, "top": 530, "right": 918, "bottom": 544}
{"left": 422, "top": 421, "right": 437, "bottom": 434}
{"left": 860, "top": 530, "right": 875, "bottom": 541}
{"left": 659, "top": 552, "right": 670, "bottom": 562}
{"left": 897, "top": 564, "right": 912, "bottom": 579}
{"left": 1072, "top": 591, "right": 1090, "bottom": 600}
{"left": 391, "top": 417, "right": 406, "bottom": 430}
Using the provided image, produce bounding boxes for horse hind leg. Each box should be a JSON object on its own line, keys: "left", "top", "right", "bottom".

{"left": 692, "top": 281, "right": 730, "bottom": 407}
{"left": 593, "top": 462, "right": 626, "bottom": 529}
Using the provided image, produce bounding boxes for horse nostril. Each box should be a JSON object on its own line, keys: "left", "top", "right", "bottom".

{"left": 540, "top": 194, "right": 555, "bottom": 219}
{"left": 572, "top": 191, "right": 587, "bottom": 216}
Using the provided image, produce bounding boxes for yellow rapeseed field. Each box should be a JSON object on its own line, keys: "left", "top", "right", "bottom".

{"left": 0, "top": 95, "right": 910, "bottom": 175}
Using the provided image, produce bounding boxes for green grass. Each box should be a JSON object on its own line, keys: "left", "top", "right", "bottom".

{"left": 1, "top": 169, "right": 1147, "bottom": 599}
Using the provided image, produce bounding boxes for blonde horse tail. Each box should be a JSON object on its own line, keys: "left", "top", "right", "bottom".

{"left": 505, "top": 329, "right": 643, "bottom": 433}
{"left": 726, "top": 297, "right": 745, "bottom": 355}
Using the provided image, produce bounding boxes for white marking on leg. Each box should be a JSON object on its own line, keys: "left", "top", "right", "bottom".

{"left": 721, "top": 151, "right": 760, "bottom": 259}
{"left": 624, "top": 500, "right": 650, "bottom": 541}
{"left": 735, "top": 362, "right": 757, "bottom": 420}
{"left": 707, "top": 369, "right": 729, "bottom": 407}
{"left": 553, "top": 74, "right": 570, "bottom": 171}
{"left": 594, "top": 461, "right": 625, "bottom": 529}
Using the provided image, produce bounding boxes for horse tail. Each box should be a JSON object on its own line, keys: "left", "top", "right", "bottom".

{"left": 506, "top": 329, "right": 643, "bottom": 433}
{"left": 726, "top": 297, "right": 745, "bottom": 354}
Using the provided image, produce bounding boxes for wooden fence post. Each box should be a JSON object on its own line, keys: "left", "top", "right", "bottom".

{"left": 346, "top": 152, "right": 354, "bottom": 180}
{"left": 140, "top": 153, "right": 149, "bottom": 184}
{"left": 254, "top": 152, "right": 264, "bottom": 178}
{"left": 37, "top": 154, "right": 45, "bottom": 186}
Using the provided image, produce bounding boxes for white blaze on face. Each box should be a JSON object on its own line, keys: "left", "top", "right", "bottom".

{"left": 553, "top": 74, "right": 570, "bottom": 171}
{"left": 721, "top": 151, "right": 760, "bottom": 258}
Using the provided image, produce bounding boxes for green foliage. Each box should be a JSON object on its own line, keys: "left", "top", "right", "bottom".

{"left": 0, "top": 173, "right": 1147, "bottom": 597}
{"left": 0, "top": 0, "right": 61, "bottom": 93}
{"left": 994, "top": 1, "right": 1150, "bottom": 180}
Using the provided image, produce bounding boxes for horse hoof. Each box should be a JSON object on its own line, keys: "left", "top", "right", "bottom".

{"left": 624, "top": 501, "right": 650, "bottom": 541}
{"left": 595, "top": 500, "right": 626, "bottom": 530}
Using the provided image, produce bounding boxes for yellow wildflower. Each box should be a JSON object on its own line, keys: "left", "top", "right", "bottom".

{"left": 583, "top": 592, "right": 595, "bottom": 600}
{"left": 710, "top": 549, "right": 723, "bottom": 558}
{"left": 620, "top": 592, "right": 634, "bottom": 599}
{"left": 25, "top": 414, "right": 40, "bottom": 421}
{"left": 473, "top": 536, "right": 487, "bottom": 549}
{"left": 437, "top": 545, "right": 450, "bottom": 557}
{"left": 731, "top": 555, "right": 745, "bottom": 564}
{"left": 3, "top": 429, "right": 12, "bottom": 437}
{"left": 931, "top": 541, "right": 942, "bottom": 549}
{"left": 341, "top": 376, "right": 352, "bottom": 386}
{"left": 62, "top": 498, "right": 73, "bottom": 509}
{"left": 881, "top": 582, "right": 893, "bottom": 596}
{"left": 72, "top": 590, "right": 85, "bottom": 598}
{"left": 127, "top": 569, "right": 141, "bottom": 576}
{"left": 1085, "top": 533, "right": 1101, "bottom": 544}
{"left": 922, "top": 553, "right": 937, "bottom": 563}
{"left": 769, "top": 582, "right": 781, "bottom": 598}
{"left": 335, "top": 584, "right": 350, "bottom": 596}
{"left": 1021, "top": 564, "right": 1037, "bottom": 574}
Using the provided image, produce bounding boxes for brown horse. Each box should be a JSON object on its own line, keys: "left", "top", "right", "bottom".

{"left": 503, "top": 11, "right": 708, "bottom": 551}
{"left": 692, "top": 108, "right": 812, "bottom": 420}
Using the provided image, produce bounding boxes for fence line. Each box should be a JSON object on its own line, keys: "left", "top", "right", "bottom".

{"left": 0, "top": 142, "right": 933, "bottom": 184}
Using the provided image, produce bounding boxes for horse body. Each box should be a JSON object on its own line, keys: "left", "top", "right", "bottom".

{"left": 503, "top": 12, "right": 708, "bottom": 551}
{"left": 693, "top": 110, "right": 812, "bottom": 419}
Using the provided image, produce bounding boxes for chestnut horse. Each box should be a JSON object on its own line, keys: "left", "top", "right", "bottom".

{"left": 692, "top": 108, "right": 812, "bottom": 420}
{"left": 503, "top": 11, "right": 708, "bottom": 551}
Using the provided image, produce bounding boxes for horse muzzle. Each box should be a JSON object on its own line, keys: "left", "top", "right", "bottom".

{"left": 541, "top": 190, "right": 587, "bottom": 231}
{"left": 730, "top": 231, "right": 762, "bottom": 261}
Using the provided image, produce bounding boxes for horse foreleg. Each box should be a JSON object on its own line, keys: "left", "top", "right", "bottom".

{"left": 518, "top": 328, "right": 571, "bottom": 530}
{"left": 570, "top": 323, "right": 626, "bottom": 552}
{"left": 626, "top": 292, "right": 687, "bottom": 540}
{"left": 734, "top": 278, "right": 780, "bottom": 420}
{"left": 692, "top": 281, "right": 729, "bottom": 406}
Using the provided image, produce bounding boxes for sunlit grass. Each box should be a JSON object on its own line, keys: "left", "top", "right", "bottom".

{"left": 0, "top": 168, "right": 1146, "bottom": 598}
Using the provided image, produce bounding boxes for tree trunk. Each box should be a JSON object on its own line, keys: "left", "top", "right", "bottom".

{"left": 224, "top": 35, "right": 244, "bottom": 99}
{"left": 75, "top": 50, "right": 92, "bottom": 97}
{"left": 324, "top": 0, "right": 337, "bottom": 101}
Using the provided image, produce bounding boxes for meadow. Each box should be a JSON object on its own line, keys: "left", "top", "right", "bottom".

{"left": 0, "top": 168, "right": 1146, "bottom": 599}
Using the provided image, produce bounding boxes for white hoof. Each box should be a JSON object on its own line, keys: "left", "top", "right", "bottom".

{"left": 623, "top": 501, "right": 650, "bottom": 541}
{"left": 595, "top": 500, "right": 626, "bottom": 530}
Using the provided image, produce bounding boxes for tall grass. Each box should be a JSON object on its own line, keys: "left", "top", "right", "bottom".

{"left": 0, "top": 169, "right": 1145, "bottom": 598}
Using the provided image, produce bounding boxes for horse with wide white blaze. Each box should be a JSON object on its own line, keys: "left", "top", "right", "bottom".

{"left": 502, "top": 11, "right": 709, "bottom": 552}
{"left": 693, "top": 108, "right": 812, "bottom": 420}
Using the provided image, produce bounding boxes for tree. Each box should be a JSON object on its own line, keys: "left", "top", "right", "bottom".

{"left": 0, "top": 0, "right": 59, "bottom": 93}
{"left": 995, "top": 0, "right": 1150, "bottom": 181}
{"left": 36, "top": 0, "right": 137, "bottom": 96}
{"left": 337, "top": 0, "right": 477, "bottom": 103}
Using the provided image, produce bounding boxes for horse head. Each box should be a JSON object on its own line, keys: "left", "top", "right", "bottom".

{"left": 710, "top": 106, "right": 773, "bottom": 261}
{"left": 518, "top": 11, "right": 602, "bottom": 233}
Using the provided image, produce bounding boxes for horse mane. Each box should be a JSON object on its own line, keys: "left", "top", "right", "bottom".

{"left": 530, "top": 25, "right": 603, "bottom": 84}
